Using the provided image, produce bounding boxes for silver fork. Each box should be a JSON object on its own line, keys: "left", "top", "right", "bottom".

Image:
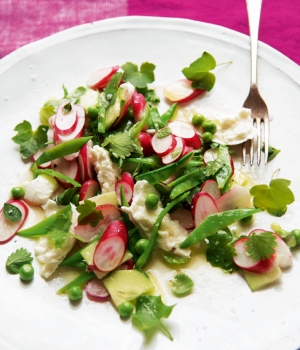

{"left": 242, "top": 0, "right": 269, "bottom": 166}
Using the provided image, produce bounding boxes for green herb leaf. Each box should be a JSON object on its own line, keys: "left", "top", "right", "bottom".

{"left": 45, "top": 209, "right": 72, "bottom": 249}
{"left": 157, "top": 126, "right": 172, "bottom": 139}
{"left": 6, "top": 248, "right": 33, "bottom": 274}
{"left": 12, "top": 120, "right": 49, "bottom": 159}
{"left": 56, "top": 187, "right": 78, "bottom": 205}
{"left": 101, "top": 132, "right": 137, "bottom": 159}
{"left": 162, "top": 254, "right": 189, "bottom": 265}
{"left": 3, "top": 203, "right": 22, "bottom": 222}
{"left": 76, "top": 200, "right": 103, "bottom": 226}
{"left": 171, "top": 273, "right": 194, "bottom": 296}
{"left": 133, "top": 295, "right": 175, "bottom": 340}
{"left": 262, "top": 143, "right": 281, "bottom": 162}
{"left": 245, "top": 231, "right": 277, "bottom": 262}
{"left": 122, "top": 62, "right": 156, "bottom": 89}
{"left": 250, "top": 178, "right": 295, "bottom": 216}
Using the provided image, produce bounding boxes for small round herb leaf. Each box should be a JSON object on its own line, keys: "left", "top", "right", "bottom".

{"left": 171, "top": 273, "right": 194, "bottom": 296}
{"left": 3, "top": 203, "right": 22, "bottom": 223}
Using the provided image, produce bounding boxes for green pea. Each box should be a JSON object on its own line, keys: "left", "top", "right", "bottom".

{"left": 68, "top": 286, "right": 83, "bottom": 301}
{"left": 192, "top": 114, "right": 205, "bottom": 126}
{"left": 71, "top": 193, "right": 79, "bottom": 206}
{"left": 145, "top": 193, "right": 159, "bottom": 209}
{"left": 118, "top": 301, "right": 134, "bottom": 318}
{"left": 202, "top": 120, "right": 217, "bottom": 134}
{"left": 291, "top": 229, "right": 300, "bottom": 245}
{"left": 202, "top": 131, "right": 213, "bottom": 143}
{"left": 11, "top": 186, "right": 25, "bottom": 199}
{"left": 86, "top": 107, "right": 99, "bottom": 120}
{"left": 19, "top": 264, "right": 34, "bottom": 281}
{"left": 135, "top": 239, "right": 149, "bottom": 255}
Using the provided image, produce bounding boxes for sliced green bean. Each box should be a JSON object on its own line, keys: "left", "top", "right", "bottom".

{"left": 57, "top": 271, "right": 96, "bottom": 294}
{"left": 38, "top": 169, "right": 81, "bottom": 187}
{"left": 161, "top": 103, "right": 178, "bottom": 124}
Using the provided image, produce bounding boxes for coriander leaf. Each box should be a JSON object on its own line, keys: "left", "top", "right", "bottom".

{"left": 3, "top": 203, "right": 22, "bottom": 223}
{"left": 6, "top": 248, "right": 33, "bottom": 274}
{"left": 245, "top": 231, "right": 277, "bottom": 262}
{"left": 12, "top": 120, "right": 48, "bottom": 159}
{"left": 76, "top": 199, "right": 103, "bottom": 226}
{"left": 45, "top": 210, "right": 72, "bottom": 249}
{"left": 101, "top": 132, "right": 137, "bottom": 159}
{"left": 132, "top": 295, "right": 175, "bottom": 340}
{"left": 122, "top": 62, "right": 155, "bottom": 89}
{"left": 250, "top": 178, "right": 295, "bottom": 216}
{"left": 171, "top": 273, "right": 194, "bottom": 296}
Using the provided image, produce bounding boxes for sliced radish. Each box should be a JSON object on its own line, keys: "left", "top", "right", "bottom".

{"left": 200, "top": 180, "right": 221, "bottom": 201}
{"left": 85, "top": 278, "right": 110, "bottom": 301}
{"left": 75, "top": 204, "right": 121, "bottom": 242}
{"left": 78, "top": 139, "right": 94, "bottom": 182}
{"left": 139, "top": 132, "right": 154, "bottom": 156}
{"left": 191, "top": 192, "right": 219, "bottom": 227}
{"left": 51, "top": 157, "right": 81, "bottom": 188}
{"left": 93, "top": 220, "right": 128, "bottom": 272}
{"left": 182, "top": 145, "right": 194, "bottom": 156}
{"left": 161, "top": 136, "right": 185, "bottom": 165}
{"left": 131, "top": 90, "right": 147, "bottom": 122}
{"left": 170, "top": 208, "right": 195, "bottom": 230}
{"left": 215, "top": 185, "right": 251, "bottom": 212}
{"left": 0, "top": 199, "right": 29, "bottom": 244}
{"left": 274, "top": 233, "right": 292, "bottom": 269}
{"left": 151, "top": 131, "right": 176, "bottom": 157}
{"left": 86, "top": 65, "right": 120, "bottom": 90}
{"left": 54, "top": 102, "right": 78, "bottom": 136}
{"left": 118, "top": 258, "right": 135, "bottom": 270}
{"left": 79, "top": 179, "right": 100, "bottom": 201}
{"left": 113, "top": 82, "right": 135, "bottom": 127}
{"left": 116, "top": 172, "right": 134, "bottom": 205}
{"left": 164, "top": 79, "right": 206, "bottom": 103}
{"left": 168, "top": 120, "right": 201, "bottom": 149}
{"left": 233, "top": 231, "right": 278, "bottom": 274}
{"left": 32, "top": 144, "right": 54, "bottom": 168}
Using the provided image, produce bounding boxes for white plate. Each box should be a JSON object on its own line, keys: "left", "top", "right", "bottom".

{"left": 1, "top": 16, "right": 300, "bottom": 350}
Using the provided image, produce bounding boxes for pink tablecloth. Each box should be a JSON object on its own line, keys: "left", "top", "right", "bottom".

{"left": 1, "top": 0, "right": 299, "bottom": 65}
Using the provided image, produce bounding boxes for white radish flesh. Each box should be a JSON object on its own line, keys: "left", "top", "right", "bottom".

{"left": 132, "top": 90, "right": 147, "bottom": 122}
{"left": 79, "top": 179, "right": 100, "bottom": 201}
{"left": 191, "top": 192, "right": 219, "bottom": 227}
{"left": 86, "top": 66, "right": 120, "bottom": 90}
{"left": 93, "top": 220, "right": 128, "bottom": 272}
{"left": 215, "top": 185, "right": 251, "bottom": 212}
{"left": 32, "top": 144, "right": 54, "bottom": 168}
{"left": 0, "top": 199, "right": 29, "bottom": 244}
{"left": 113, "top": 82, "right": 135, "bottom": 126}
{"left": 116, "top": 172, "right": 134, "bottom": 205}
{"left": 161, "top": 136, "right": 185, "bottom": 164}
{"left": 54, "top": 102, "right": 78, "bottom": 135}
{"left": 78, "top": 139, "right": 94, "bottom": 182}
{"left": 168, "top": 120, "right": 201, "bottom": 148}
{"left": 51, "top": 157, "right": 81, "bottom": 187}
{"left": 164, "top": 79, "right": 205, "bottom": 103}
{"left": 274, "top": 233, "right": 293, "bottom": 268}
{"left": 151, "top": 131, "right": 176, "bottom": 157}
{"left": 200, "top": 180, "right": 221, "bottom": 201}
{"left": 85, "top": 278, "right": 110, "bottom": 301}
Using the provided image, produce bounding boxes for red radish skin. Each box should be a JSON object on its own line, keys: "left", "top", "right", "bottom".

{"left": 164, "top": 79, "right": 206, "bottom": 103}
{"left": 161, "top": 136, "right": 185, "bottom": 165}
{"left": 215, "top": 185, "right": 251, "bottom": 212}
{"left": 54, "top": 102, "right": 78, "bottom": 136}
{"left": 79, "top": 179, "right": 100, "bottom": 201}
{"left": 151, "top": 131, "right": 176, "bottom": 157}
{"left": 120, "top": 258, "right": 135, "bottom": 270}
{"left": 51, "top": 157, "right": 81, "bottom": 188}
{"left": 168, "top": 120, "right": 201, "bottom": 149}
{"left": 93, "top": 220, "right": 128, "bottom": 272}
{"left": 182, "top": 145, "right": 194, "bottom": 156}
{"left": 139, "top": 132, "right": 154, "bottom": 156}
{"left": 200, "top": 180, "right": 221, "bottom": 201}
{"left": 0, "top": 199, "right": 29, "bottom": 244}
{"left": 78, "top": 140, "right": 94, "bottom": 182}
{"left": 191, "top": 192, "right": 219, "bottom": 227}
{"left": 170, "top": 208, "right": 195, "bottom": 230}
{"left": 132, "top": 90, "right": 147, "bottom": 122}
{"left": 75, "top": 204, "right": 121, "bottom": 242}
{"left": 85, "top": 278, "right": 110, "bottom": 301}
{"left": 113, "top": 82, "right": 135, "bottom": 127}
{"left": 86, "top": 66, "right": 120, "bottom": 90}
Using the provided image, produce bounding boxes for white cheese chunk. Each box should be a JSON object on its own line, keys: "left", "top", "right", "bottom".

{"left": 122, "top": 180, "right": 191, "bottom": 257}
{"left": 89, "top": 145, "right": 121, "bottom": 193}
{"left": 24, "top": 174, "right": 58, "bottom": 206}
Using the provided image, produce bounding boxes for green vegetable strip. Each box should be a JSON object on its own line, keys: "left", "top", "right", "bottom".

{"left": 148, "top": 107, "right": 165, "bottom": 130}
{"left": 215, "top": 145, "right": 232, "bottom": 190}
{"left": 18, "top": 205, "right": 72, "bottom": 237}
{"left": 169, "top": 173, "right": 204, "bottom": 200}
{"left": 160, "top": 102, "right": 178, "bottom": 124}
{"left": 136, "top": 152, "right": 194, "bottom": 185}
{"left": 124, "top": 156, "right": 162, "bottom": 168}
{"left": 128, "top": 103, "right": 151, "bottom": 138}
{"left": 57, "top": 271, "right": 96, "bottom": 294}
{"left": 38, "top": 169, "right": 81, "bottom": 187}
{"left": 135, "top": 191, "right": 190, "bottom": 269}
{"left": 34, "top": 136, "right": 92, "bottom": 166}
{"left": 180, "top": 208, "right": 261, "bottom": 249}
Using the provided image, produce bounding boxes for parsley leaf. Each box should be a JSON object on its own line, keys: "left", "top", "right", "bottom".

{"left": 12, "top": 120, "right": 49, "bottom": 159}
{"left": 76, "top": 200, "right": 103, "bottom": 227}
{"left": 132, "top": 295, "right": 175, "bottom": 340}
{"left": 245, "top": 231, "right": 277, "bottom": 262}
{"left": 3, "top": 203, "right": 22, "bottom": 222}
{"left": 101, "top": 132, "right": 137, "bottom": 159}
{"left": 6, "top": 248, "right": 33, "bottom": 274}
{"left": 182, "top": 52, "right": 217, "bottom": 91}
{"left": 171, "top": 273, "right": 194, "bottom": 296}
{"left": 121, "top": 62, "right": 155, "bottom": 89}
{"left": 250, "top": 178, "right": 295, "bottom": 216}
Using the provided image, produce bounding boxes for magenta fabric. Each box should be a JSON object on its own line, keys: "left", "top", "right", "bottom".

{"left": 1, "top": 0, "right": 299, "bottom": 65}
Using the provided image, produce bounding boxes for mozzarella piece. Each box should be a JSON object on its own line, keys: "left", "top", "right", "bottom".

{"left": 122, "top": 180, "right": 191, "bottom": 257}
{"left": 89, "top": 145, "right": 121, "bottom": 193}
{"left": 24, "top": 174, "right": 58, "bottom": 206}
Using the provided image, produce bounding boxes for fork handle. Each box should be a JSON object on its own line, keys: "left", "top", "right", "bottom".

{"left": 245, "top": 0, "right": 263, "bottom": 86}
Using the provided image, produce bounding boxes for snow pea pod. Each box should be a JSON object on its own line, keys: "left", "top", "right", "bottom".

{"left": 135, "top": 191, "right": 190, "bottom": 269}
{"left": 136, "top": 152, "right": 194, "bottom": 185}
{"left": 128, "top": 103, "right": 151, "bottom": 138}
{"left": 148, "top": 107, "right": 165, "bottom": 130}
{"left": 180, "top": 208, "right": 261, "bottom": 249}
{"left": 124, "top": 156, "right": 162, "bottom": 168}
{"left": 34, "top": 136, "right": 92, "bottom": 166}
{"left": 38, "top": 169, "right": 81, "bottom": 187}
{"left": 57, "top": 271, "right": 96, "bottom": 294}
{"left": 169, "top": 169, "right": 206, "bottom": 199}
{"left": 215, "top": 145, "right": 232, "bottom": 190}
{"left": 161, "top": 102, "right": 178, "bottom": 124}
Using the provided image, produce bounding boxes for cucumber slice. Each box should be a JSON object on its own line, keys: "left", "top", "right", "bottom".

{"left": 103, "top": 269, "right": 154, "bottom": 307}
{"left": 243, "top": 266, "right": 282, "bottom": 291}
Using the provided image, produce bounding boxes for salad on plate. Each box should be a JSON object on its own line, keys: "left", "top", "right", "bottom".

{"left": 0, "top": 52, "right": 297, "bottom": 340}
